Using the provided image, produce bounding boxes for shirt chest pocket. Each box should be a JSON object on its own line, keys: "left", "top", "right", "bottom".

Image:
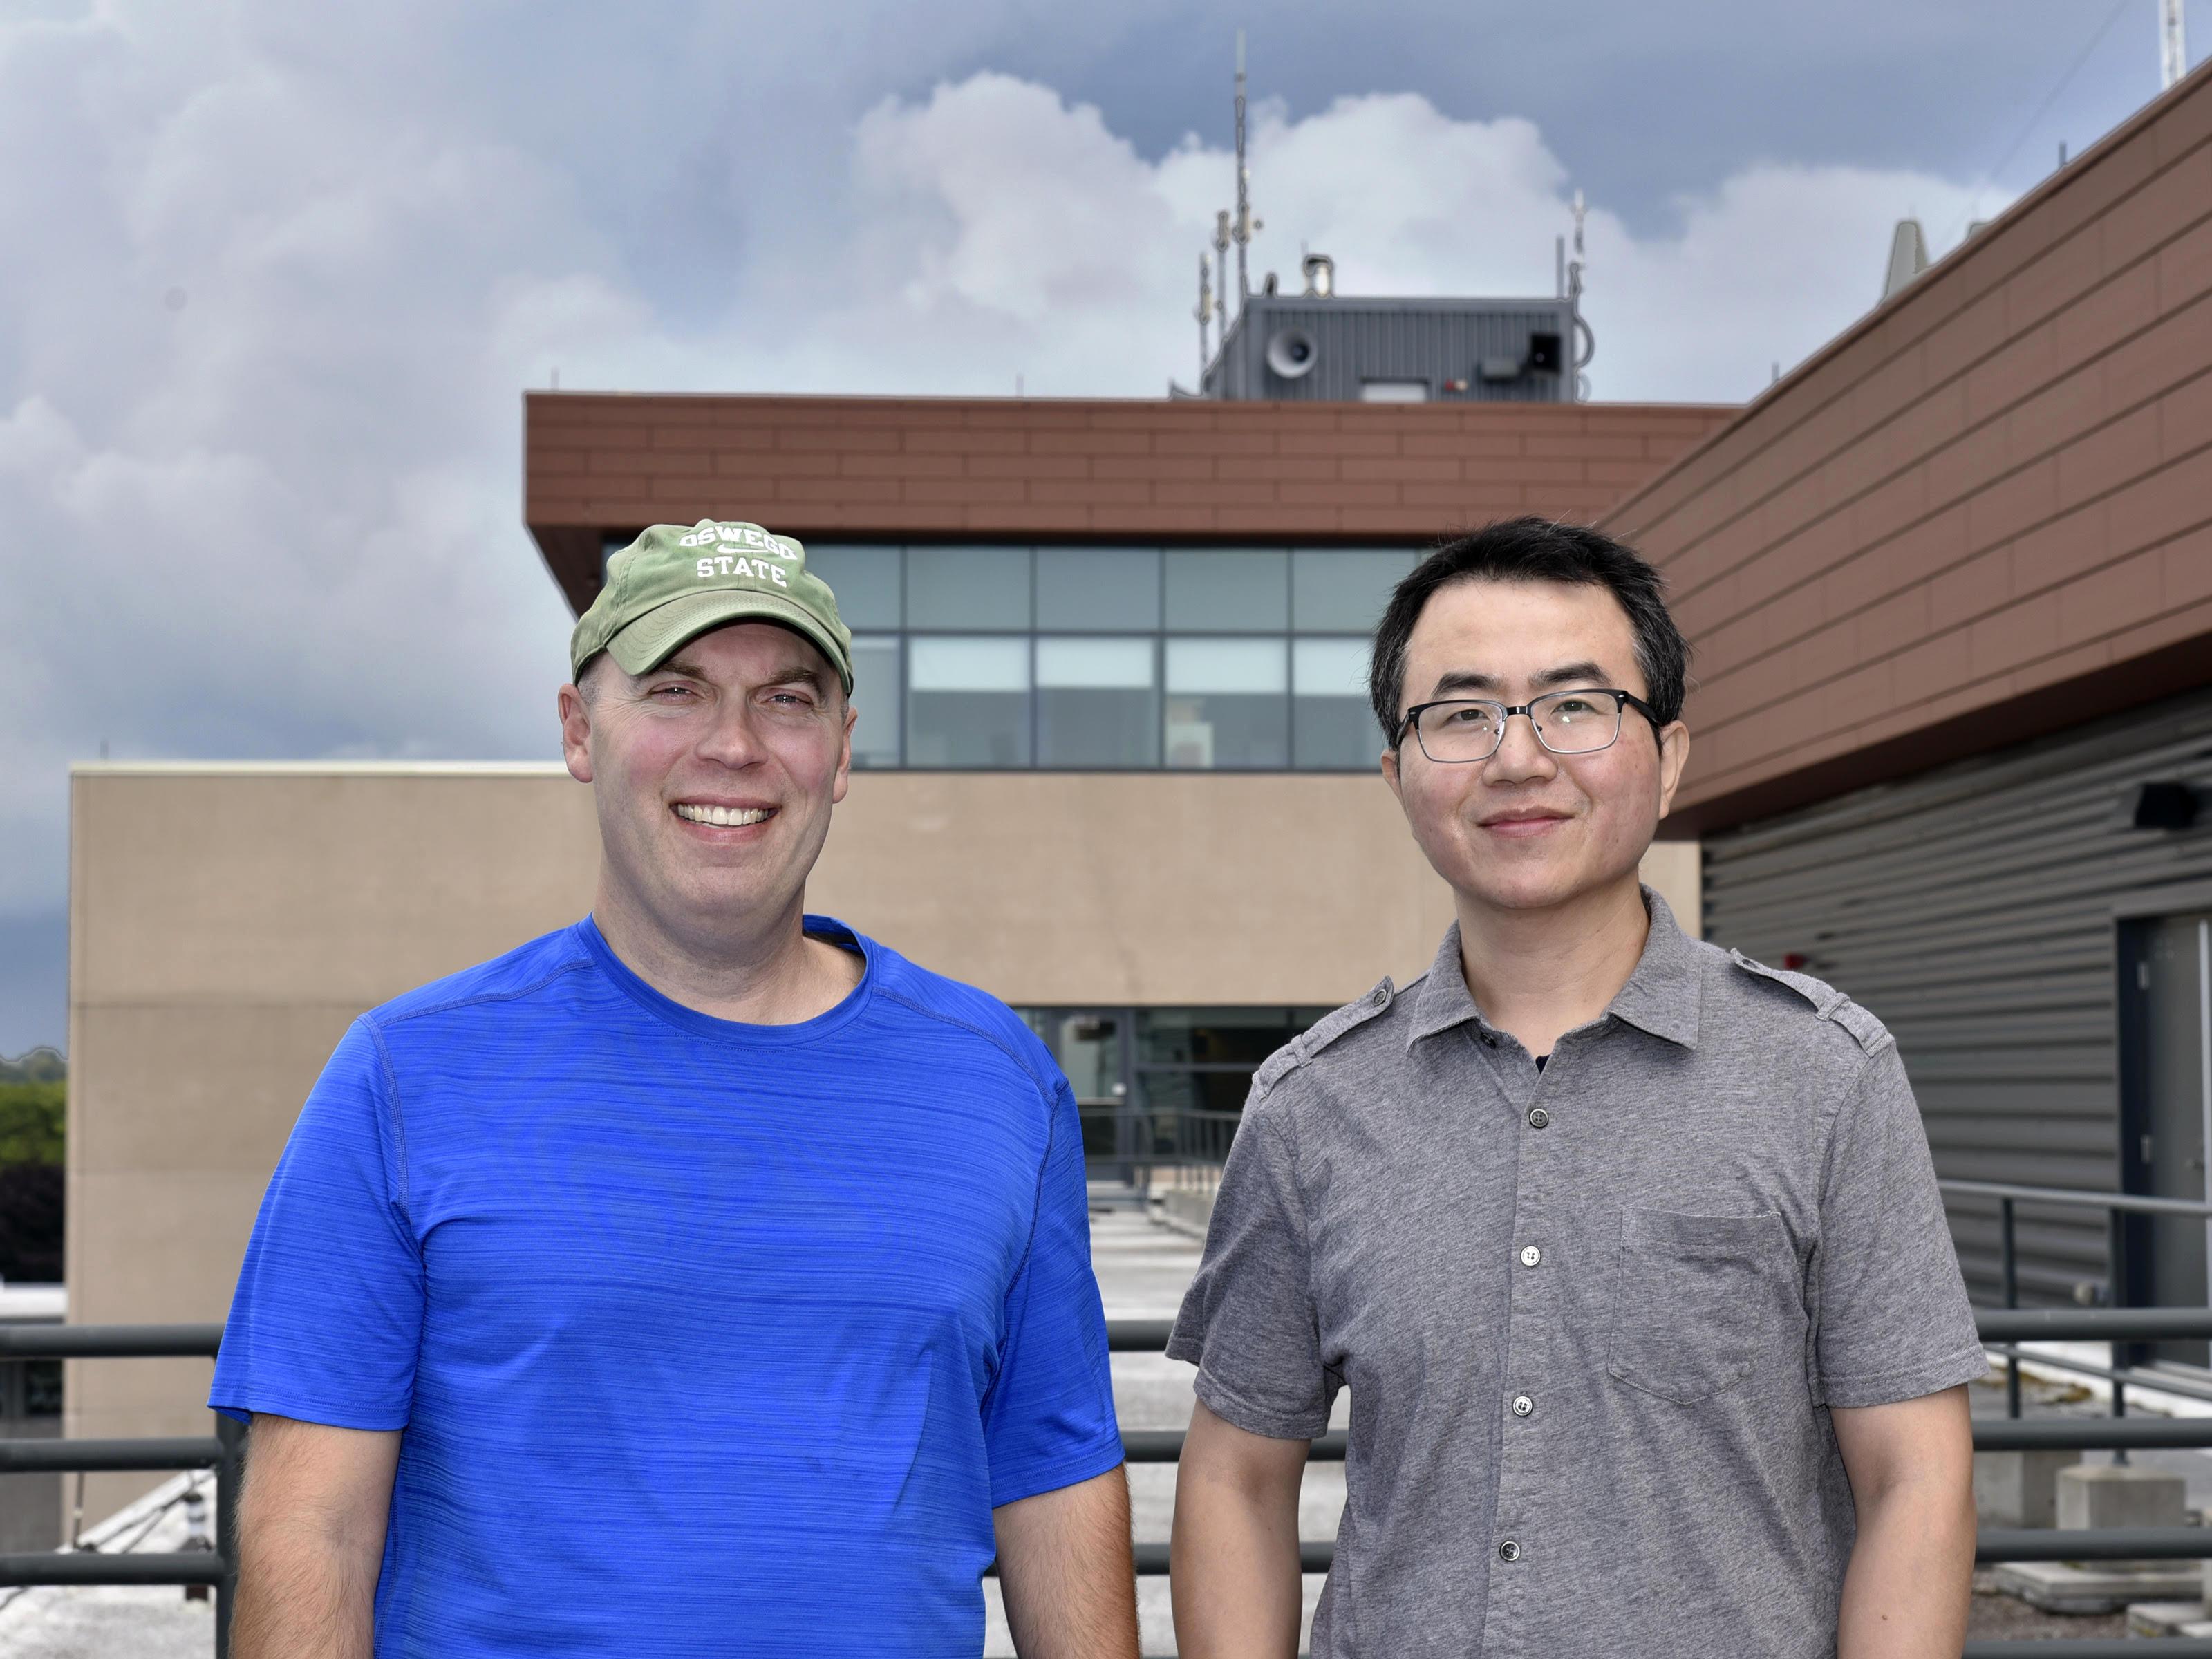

{"left": 1607, "top": 1208, "right": 1794, "bottom": 1405}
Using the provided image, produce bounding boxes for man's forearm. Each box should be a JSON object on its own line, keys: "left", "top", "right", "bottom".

{"left": 1169, "top": 1463, "right": 1302, "bottom": 1659}
{"left": 232, "top": 1519, "right": 379, "bottom": 1659}
{"left": 993, "top": 1465, "right": 1140, "bottom": 1658}
{"left": 1836, "top": 1479, "right": 1976, "bottom": 1659}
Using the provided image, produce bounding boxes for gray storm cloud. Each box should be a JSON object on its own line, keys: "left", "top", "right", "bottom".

{"left": 0, "top": 2, "right": 2020, "bottom": 1053}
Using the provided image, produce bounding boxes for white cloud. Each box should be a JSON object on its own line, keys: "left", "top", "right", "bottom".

{"left": 0, "top": 11, "right": 2002, "bottom": 1047}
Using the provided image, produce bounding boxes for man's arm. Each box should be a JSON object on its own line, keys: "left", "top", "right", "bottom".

{"left": 992, "top": 1464, "right": 1139, "bottom": 1659}
{"left": 232, "top": 1414, "right": 402, "bottom": 1659}
{"left": 1832, "top": 1386, "right": 1976, "bottom": 1659}
{"left": 1170, "top": 1399, "right": 1307, "bottom": 1659}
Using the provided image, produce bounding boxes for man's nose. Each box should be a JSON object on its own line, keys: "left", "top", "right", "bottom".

{"left": 1483, "top": 710, "right": 1557, "bottom": 782}
{"left": 693, "top": 698, "right": 767, "bottom": 766}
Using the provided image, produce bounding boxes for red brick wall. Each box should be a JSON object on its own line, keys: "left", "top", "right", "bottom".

{"left": 1609, "top": 66, "right": 2212, "bottom": 831}
{"left": 525, "top": 395, "right": 1733, "bottom": 611}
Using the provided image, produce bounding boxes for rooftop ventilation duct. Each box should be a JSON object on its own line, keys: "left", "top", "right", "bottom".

{"left": 1301, "top": 254, "right": 1335, "bottom": 297}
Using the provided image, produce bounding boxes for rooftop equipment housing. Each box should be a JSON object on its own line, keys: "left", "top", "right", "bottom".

{"left": 1202, "top": 291, "right": 1577, "bottom": 402}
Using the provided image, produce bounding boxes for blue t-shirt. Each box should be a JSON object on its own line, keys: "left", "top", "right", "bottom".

{"left": 210, "top": 915, "right": 1122, "bottom": 1657}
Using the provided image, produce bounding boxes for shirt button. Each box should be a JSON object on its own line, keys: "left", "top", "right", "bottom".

{"left": 1519, "top": 1245, "right": 1541, "bottom": 1268}
{"left": 1512, "top": 1394, "right": 1534, "bottom": 1418}
{"left": 1499, "top": 1540, "right": 1522, "bottom": 1562}
{"left": 1527, "top": 1107, "right": 1550, "bottom": 1129}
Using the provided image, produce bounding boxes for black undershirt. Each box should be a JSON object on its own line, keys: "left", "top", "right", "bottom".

{"left": 1535, "top": 1054, "right": 1548, "bottom": 1072}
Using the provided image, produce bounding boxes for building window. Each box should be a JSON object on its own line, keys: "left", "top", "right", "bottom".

{"left": 1037, "top": 637, "right": 1160, "bottom": 767}
{"left": 907, "top": 637, "right": 1031, "bottom": 766}
{"left": 1293, "top": 548, "right": 1417, "bottom": 632}
{"left": 1165, "top": 549, "right": 1289, "bottom": 632}
{"left": 1165, "top": 638, "right": 1288, "bottom": 769}
{"left": 906, "top": 546, "right": 1031, "bottom": 630}
{"left": 849, "top": 635, "right": 901, "bottom": 768}
{"left": 785, "top": 543, "right": 1414, "bottom": 771}
{"left": 1038, "top": 547, "right": 1161, "bottom": 630}
{"left": 809, "top": 545, "right": 903, "bottom": 630}
{"left": 1293, "top": 638, "right": 1379, "bottom": 769}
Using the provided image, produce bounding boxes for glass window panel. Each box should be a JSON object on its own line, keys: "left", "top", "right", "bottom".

{"left": 1165, "top": 548, "right": 1289, "bottom": 631}
{"left": 1037, "top": 547, "right": 1161, "bottom": 630}
{"left": 847, "top": 635, "right": 901, "bottom": 769}
{"left": 1136, "top": 1006, "right": 1329, "bottom": 1065}
{"left": 805, "top": 544, "right": 901, "bottom": 630}
{"left": 1293, "top": 637, "right": 1382, "bottom": 769}
{"left": 1038, "top": 637, "right": 1159, "bottom": 767}
{"left": 1164, "top": 638, "right": 1287, "bottom": 769}
{"left": 1292, "top": 548, "right": 1418, "bottom": 632}
{"left": 906, "top": 637, "right": 1031, "bottom": 767}
{"left": 906, "top": 545, "right": 1031, "bottom": 630}
{"left": 1166, "top": 637, "right": 1286, "bottom": 694}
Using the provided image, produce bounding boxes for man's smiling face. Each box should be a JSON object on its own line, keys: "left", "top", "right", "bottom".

{"left": 1382, "top": 577, "right": 1689, "bottom": 916}
{"left": 560, "top": 621, "right": 854, "bottom": 950}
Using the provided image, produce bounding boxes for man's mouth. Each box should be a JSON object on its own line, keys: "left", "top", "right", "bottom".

{"left": 1479, "top": 809, "right": 1570, "bottom": 838}
{"left": 672, "top": 803, "right": 774, "bottom": 827}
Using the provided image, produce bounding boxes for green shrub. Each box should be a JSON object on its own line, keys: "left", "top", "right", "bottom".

{"left": 0, "top": 1080, "right": 64, "bottom": 1167}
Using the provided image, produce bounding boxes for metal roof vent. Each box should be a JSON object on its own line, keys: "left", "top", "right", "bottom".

{"left": 1301, "top": 254, "right": 1335, "bottom": 297}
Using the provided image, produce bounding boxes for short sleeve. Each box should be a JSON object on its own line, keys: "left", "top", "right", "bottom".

{"left": 981, "top": 1074, "right": 1124, "bottom": 1508}
{"left": 1165, "top": 1099, "right": 1333, "bottom": 1438}
{"left": 1810, "top": 1045, "right": 1989, "bottom": 1408}
{"left": 209, "top": 1018, "right": 424, "bottom": 1430}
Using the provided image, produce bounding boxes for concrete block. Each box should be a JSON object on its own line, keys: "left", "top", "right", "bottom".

{"left": 1152, "top": 1187, "right": 1216, "bottom": 1241}
{"left": 1974, "top": 1448, "right": 2081, "bottom": 1527}
{"left": 1993, "top": 1560, "right": 2202, "bottom": 1613}
{"left": 2130, "top": 1600, "right": 2212, "bottom": 1637}
{"left": 2057, "top": 1462, "right": 2188, "bottom": 1530}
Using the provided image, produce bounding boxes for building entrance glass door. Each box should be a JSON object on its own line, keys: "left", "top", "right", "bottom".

{"left": 1042, "top": 1011, "right": 1136, "bottom": 1189}
{"left": 2128, "top": 911, "right": 2212, "bottom": 1369}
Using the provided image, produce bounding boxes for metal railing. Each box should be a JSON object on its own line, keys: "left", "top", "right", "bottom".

{"left": 0, "top": 1324, "right": 239, "bottom": 1658}
{"left": 1940, "top": 1178, "right": 2212, "bottom": 1430}
{"left": 14, "top": 1304, "right": 2212, "bottom": 1655}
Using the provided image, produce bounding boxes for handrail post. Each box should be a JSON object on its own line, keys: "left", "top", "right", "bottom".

{"left": 214, "top": 1412, "right": 245, "bottom": 1659}
{"left": 2000, "top": 1197, "right": 2021, "bottom": 1418}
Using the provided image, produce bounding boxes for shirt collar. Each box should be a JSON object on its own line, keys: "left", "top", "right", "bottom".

{"left": 1405, "top": 885, "right": 1704, "bottom": 1052}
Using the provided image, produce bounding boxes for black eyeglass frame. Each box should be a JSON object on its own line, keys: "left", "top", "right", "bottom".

{"left": 1395, "top": 688, "right": 1667, "bottom": 764}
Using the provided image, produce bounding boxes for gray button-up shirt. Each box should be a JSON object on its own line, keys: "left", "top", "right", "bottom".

{"left": 1167, "top": 891, "right": 1986, "bottom": 1658}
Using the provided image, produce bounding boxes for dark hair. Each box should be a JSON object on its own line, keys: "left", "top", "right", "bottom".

{"left": 1368, "top": 517, "right": 1690, "bottom": 745}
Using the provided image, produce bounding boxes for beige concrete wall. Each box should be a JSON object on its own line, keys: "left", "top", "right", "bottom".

{"left": 65, "top": 760, "right": 1698, "bottom": 1523}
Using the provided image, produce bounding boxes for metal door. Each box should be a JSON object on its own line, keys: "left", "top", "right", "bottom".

{"left": 2127, "top": 912, "right": 2212, "bottom": 1367}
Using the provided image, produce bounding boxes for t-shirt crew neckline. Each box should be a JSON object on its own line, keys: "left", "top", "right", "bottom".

{"left": 574, "top": 912, "right": 875, "bottom": 1046}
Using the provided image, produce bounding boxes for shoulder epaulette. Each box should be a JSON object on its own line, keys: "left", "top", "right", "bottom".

{"left": 1727, "top": 949, "right": 1892, "bottom": 1055}
{"left": 1252, "top": 978, "right": 1395, "bottom": 1097}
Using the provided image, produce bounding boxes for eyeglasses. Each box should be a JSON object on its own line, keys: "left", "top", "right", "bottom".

{"left": 1396, "top": 688, "right": 1663, "bottom": 765}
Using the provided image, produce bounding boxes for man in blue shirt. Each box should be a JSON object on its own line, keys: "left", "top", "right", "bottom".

{"left": 212, "top": 521, "right": 1138, "bottom": 1658}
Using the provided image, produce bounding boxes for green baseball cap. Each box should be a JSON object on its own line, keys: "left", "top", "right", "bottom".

{"left": 571, "top": 520, "right": 854, "bottom": 693}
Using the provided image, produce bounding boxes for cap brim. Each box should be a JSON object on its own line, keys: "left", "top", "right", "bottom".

{"left": 600, "top": 590, "right": 853, "bottom": 692}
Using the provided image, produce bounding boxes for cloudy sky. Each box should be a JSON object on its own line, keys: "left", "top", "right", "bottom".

{"left": 0, "top": 0, "right": 2187, "bottom": 1056}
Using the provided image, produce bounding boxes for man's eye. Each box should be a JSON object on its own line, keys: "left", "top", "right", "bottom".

{"left": 1443, "top": 706, "right": 1492, "bottom": 725}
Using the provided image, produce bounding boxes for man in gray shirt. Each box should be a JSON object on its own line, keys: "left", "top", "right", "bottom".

{"left": 1168, "top": 518, "right": 1983, "bottom": 1658}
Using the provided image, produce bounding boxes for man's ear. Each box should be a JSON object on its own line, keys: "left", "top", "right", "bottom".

{"left": 558, "top": 684, "right": 594, "bottom": 785}
{"left": 1380, "top": 742, "right": 1403, "bottom": 805}
{"left": 1654, "top": 722, "right": 1691, "bottom": 819}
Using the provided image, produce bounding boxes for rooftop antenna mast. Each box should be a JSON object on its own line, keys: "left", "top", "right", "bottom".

{"left": 1195, "top": 252, "right": 1215, "bottom": 386}
{"left": 2163, "top": 0, "right": 2188, "bottom": 90}
{"left": 1566, "top": 189, "right": 1595, "bottom": 402}
{"left": 1232, "top": 31, "right": 1258, "bottom": 311}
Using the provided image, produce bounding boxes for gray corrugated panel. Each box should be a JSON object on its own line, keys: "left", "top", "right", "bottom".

{"left": 1704, "top": 684, "right": 2212, "bottom": 1306}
